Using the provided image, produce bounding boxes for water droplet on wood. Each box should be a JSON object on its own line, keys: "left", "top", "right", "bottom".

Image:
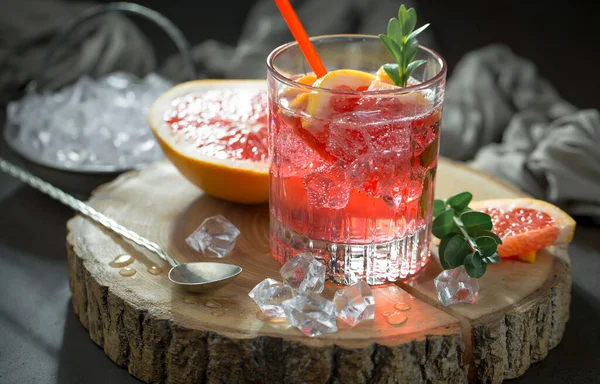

{"left": 204, "top": 300, "right": 222, "bottom": 309}
{"left": 387, "top": 312, "right": 408, "bottom": 326}
{"left": 394, "top": 302, "right": 411, "bottom": 311}
{"left": 147, "top": 265, "right": 163, "bottom": 275}
{"left": 119, "top": 267, "right": 136, "bottom": 277}
{"left": 110, "top": 254, "right": 134, "bottom": 268}
{"left": 212, "top": 310, "right": 225, "bottom": 317}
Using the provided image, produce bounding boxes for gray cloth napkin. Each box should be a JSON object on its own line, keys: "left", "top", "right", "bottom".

{"left": 443, "top": 45, "right": 600, "bottom": 219}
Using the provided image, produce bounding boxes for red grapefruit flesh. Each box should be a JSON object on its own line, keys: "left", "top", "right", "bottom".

{"left": 470, "top": 198, "right": 576, "bottom": 258}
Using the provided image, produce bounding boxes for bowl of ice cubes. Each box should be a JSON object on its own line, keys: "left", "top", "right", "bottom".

{"left": 5, "top": 71, "right": 174, "bottom": 175}
{"left": 3, "top": 2, "right": 197, "bottom": 195}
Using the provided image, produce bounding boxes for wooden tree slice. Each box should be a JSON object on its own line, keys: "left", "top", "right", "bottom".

{"left": 66, "top": 158, "right": 571, "bottom": 384}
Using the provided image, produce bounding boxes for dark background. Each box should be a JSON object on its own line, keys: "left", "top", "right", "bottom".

{"left": 1, "top": 1, "right": 599, "bottom": 384}
{"left": 85, "top": 0, "right": 600, "bottom": 109}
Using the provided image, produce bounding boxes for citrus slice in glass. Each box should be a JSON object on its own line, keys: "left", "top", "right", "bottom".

{"left": 375, "top": 65, "right": 394, "bottom": 84}
{"left": 301, "top": 69, "right": 376, "bottom": 133}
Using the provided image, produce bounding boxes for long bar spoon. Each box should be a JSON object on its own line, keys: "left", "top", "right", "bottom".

{"left": 0, "top": 157, "right": 242, "bottom": 293}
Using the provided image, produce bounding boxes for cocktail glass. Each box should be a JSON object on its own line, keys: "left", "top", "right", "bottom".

{"left": 266, "top": 35, "right": 446, "bottom": 285}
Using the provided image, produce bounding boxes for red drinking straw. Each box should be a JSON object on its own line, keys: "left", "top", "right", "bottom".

{"left": 273, "top": 0, "right": 328, "bottom": 78}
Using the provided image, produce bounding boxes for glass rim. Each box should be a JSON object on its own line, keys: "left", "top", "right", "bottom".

{"left": 266, "top": 34, "right": 447, "bottom": 95}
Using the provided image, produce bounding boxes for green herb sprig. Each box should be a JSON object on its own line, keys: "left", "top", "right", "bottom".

{"left": 378, "top": 5, "right": 429, "bottom": 87}
{"left": 432, "top": 192, "right": 502, "bottom": 278}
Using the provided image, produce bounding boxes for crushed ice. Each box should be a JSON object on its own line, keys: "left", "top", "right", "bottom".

{"left": 6, "top": 72, "right": 173, "bottom": 171}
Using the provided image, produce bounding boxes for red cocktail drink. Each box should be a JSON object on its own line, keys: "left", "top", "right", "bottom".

{"left": 267, "top": 35, "right": 446, "bottom": 285}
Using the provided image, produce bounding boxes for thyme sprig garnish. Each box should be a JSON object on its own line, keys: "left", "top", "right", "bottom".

{"left": 432, "top": 192, "right": 502, "bottom": 278}
{"left": 378, "top": 4, "right": 429, "bottom": 87}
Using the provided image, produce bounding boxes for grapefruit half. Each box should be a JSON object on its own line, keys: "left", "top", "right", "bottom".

{"left": 470, "top": 198, "right": 576, "bottom": 259}
{"left": 149, "top": 80, "right": 269, "bottom": 204}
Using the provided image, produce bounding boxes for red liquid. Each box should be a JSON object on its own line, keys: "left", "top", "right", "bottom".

{"left": 269, "top": 88, "right": 442, "bottom": 247}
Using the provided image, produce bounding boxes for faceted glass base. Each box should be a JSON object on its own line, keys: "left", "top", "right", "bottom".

{"left": 271, "top": 216, "right": 431, "bottom": 285}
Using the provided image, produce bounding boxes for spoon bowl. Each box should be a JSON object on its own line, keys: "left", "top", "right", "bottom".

{"left": 169, "top": 262, "right": 243, "bottom": 293}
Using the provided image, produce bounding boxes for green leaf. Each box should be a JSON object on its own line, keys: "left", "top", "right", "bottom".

{"left": 431, "top": 209, "right": 456, "bottom": 238}
{"left": 475, "top": 236, "right": 498, "bottom": 257}
{"left": 443, "top": 235, "right": 471, "bottom": 268}
{"left": 383, "top": 63, "right": 401, "bottom": 86}
{"left": 447, "top": 192, "right": 473, "bottom": 211}
{"left": 464, "top": 252, "right": 487, "bottom": 278}
{"left": 401, "top": 7, "right": 417, "bottom": 37}
{"left": 433, "top": 199, "right": 445, "bottom": 217}
{"left": 380, "top": 5, "right": 428, "bottom": 89}
{"left": 402, "top": 38, "right": 419, "bottom": 69}
{"left": 387, "top": 18, "right": 402, "bottom": 43}
{"left": 398, "top": 5, "right": 408, "bottom": 29}
{"left": 379, "top": 34, "right": 402, "bottom": 63}
{"left": 439, "top": 254, "right": 451, "bottom": 269}
{"left": 473, "top": 229, "right": 503, "bottom": 244}
{"left": 406, "top": 59, "right": 427, "bottom": 79}
{"left": 419, "top": 169, "right": 433, "bottom": 218}
{"left": 419, "top": 138, "right": 439, "bottom": 168}
{"left": 407, "top": 23, "right": 430, "bottom": 41}
{"left": 460, "top": 211, "right": 493, "bottom": 231}
{"left": 438, "top": 233, "right": 454, "bottom": 259}
{"left": 482, "top": 253, "right": 501, "bottom": 264}
{"left": 438, "top": 235, "right": 453, "bottom": 270}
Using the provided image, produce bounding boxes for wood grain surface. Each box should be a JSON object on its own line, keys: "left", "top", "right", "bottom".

{"left": 66, "top": 158, "right": 571, "bottom": 383}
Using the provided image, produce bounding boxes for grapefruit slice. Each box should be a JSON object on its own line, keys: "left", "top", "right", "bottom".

{"left": 366, "top": 80, "right": 429, "bottom": 105}
{"left": 367, "top": 79, "right": 400, "bottom": 91}
{"left": 148, "top": 80, "right": 269, "bottom": 204}
{"left": 295, "top": 74, "right": 318, "bottom": 86}
{"left": 281, "top": 74, "right": 318, "bottom": 103}
{"left": 303, "top": 69, "right": 376, "bottom": 132}
{"left": 469, "top": 198, "right": 576, "bottom": 258}
{"left": 375, "top": 66, "right": 394, "bottom": 84}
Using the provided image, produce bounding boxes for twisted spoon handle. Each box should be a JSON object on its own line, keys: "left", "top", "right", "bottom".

{"left": 0, "top": 157, "right": 179, "bottom": 267}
